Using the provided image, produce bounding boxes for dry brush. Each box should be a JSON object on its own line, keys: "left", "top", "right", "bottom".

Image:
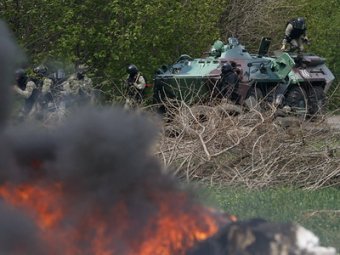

{"left": 156, "top": 101, "right": 340, "bottom": 190}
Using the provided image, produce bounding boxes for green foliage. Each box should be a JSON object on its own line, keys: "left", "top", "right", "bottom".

{"left": 0, "top": 0, "right": 339, "bottom": 107}
{"left": 205, "top": 186, "right": 340, "bottom": 249}
{"left": 0, "top": 0, "right": 223, "bottom": 80}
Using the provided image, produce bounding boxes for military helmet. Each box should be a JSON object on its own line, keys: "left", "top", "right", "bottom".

{"left": 15, "top": 68, "right": 26, "bottom": 79}
{"left": 221, "top": 63, "right": 233, "bottom": 74}
{"left": 127, "top": 64, "right": 138, "bottom": 75}
{"left": 77, "top": 64, "right": 88, "bottom": 75}
{"left": 33, "top": 64, "right": 48, "bottom": 76}
{"left": 294, "top": 17, "right": 306, "bottom": 30}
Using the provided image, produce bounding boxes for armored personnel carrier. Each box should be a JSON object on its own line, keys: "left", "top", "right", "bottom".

{"left": 153, "top": 37, "right": 335, "bottom": 117}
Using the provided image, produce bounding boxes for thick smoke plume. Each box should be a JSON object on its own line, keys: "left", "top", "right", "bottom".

{"left": 0, "top": 19, "right": 193, "bottom": 254}
{"left": 0, "top": 21, "right": 208, "bottom": 252}
{"left": 0, "top": 21, "right": 23, "bottom": 128}
{"left": 1, "top": 67, "right": 206, "bottom": 251}
{"left": 0, "top": 21, "right": 44, "bottom": 254}
{"left": 1, "top": 18, "right": 221, "bottom": 254}
{"left": 1, "top": 105, "right": 201, "bottom": 254}
{"left": 0, "top": 202, "right": 47, "bottom": 254}
{"left": 4, "top": 87, "right": 233, "bottom": 254}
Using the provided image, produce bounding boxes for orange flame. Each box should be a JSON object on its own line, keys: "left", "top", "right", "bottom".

{"left": 0, "top": 182, "right": 63, "bottom": 229}
{"left": 0, "top": 182, "right": 225, "bottom": 254}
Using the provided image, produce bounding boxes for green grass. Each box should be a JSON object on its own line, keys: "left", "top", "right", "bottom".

{"left": 201, "top": 186, "right": 340, "bottom": 250}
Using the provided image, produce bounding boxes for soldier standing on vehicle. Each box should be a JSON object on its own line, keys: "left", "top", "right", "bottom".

{"left": 281, "top": 17, "right": 310, "bottom": 53}
{"left": 13, "top": 68, "right": 39, "bottom": 120}
{"left": 124, "top": 64, "right": 146, "bottom": 109}
{"left": 217, "top": 63, "right": 239, "bottom": 102}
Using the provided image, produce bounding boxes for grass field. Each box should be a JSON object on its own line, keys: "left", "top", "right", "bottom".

{"left": 202, "top": 186, "right": 340, "bottom": 250}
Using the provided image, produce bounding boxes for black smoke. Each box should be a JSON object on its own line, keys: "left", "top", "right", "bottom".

{"left": 0, "top": 21, "right": 23, "bottom": 129}
{"left": 0, "top": 20, "right": 46, "bottom": 255}
{"left": 2, "top": 106, "right": 193, "bottom": 253}
{"left": 0, "top": 202, "right": 47, "bottom": 255}
{"left": 0, "top": 19, "right": 201, "bottom": 255}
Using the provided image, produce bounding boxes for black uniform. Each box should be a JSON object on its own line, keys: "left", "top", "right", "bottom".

{"left": 217, "top": 63, "right": 239, "bottom": 101}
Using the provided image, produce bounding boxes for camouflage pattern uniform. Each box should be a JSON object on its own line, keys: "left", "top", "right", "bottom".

{"left": 29, "top": 65, "right": 56, "bottom": 119}
{"left": 62, "top": 74, "right": 93, "bottom": 96}
{"left": 39, "top": 77, "right": 54, "bottom": 107}
{"left": 124, "top": 64, "right": 146, "bottom": 109}
{"left": 13, "top": 79, "right": 38, "bottom": 119}
{"left": 61, "top": 72, "right": 93, "bottom": 108}
{"left": 124, "top": 73, "right": 146, "bottom": 109}
{"left": 14, "top": 80, "right": 37, "bottom": 98}
{"left": 281, "top": 18, "right": 309, "bottom": 53}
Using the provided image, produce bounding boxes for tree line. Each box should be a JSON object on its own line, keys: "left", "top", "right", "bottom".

{"left": 1, "top": 0, "right": 339, "bottom": 107}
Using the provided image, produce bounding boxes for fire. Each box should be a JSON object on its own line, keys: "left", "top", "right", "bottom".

{"left": 0, "top": 182, "right": 64, "bottom": 229}
{"left": 135, "top": 192, "right": 221, "bottom": 255}
{"left": 0, "top": 181, "right": 226, "bottom": 254}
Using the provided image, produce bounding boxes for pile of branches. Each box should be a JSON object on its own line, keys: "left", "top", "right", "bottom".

{"left": 156, "top": 101, "right": 340, "bottom": 189}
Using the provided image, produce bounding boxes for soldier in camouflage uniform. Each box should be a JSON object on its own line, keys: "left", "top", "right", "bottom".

{"left": 124, "top": 64, "right": 146, "bottom": 109}
{"left": 31, "top": 65, "right": 55, "bottom": 119}
{"left": 13, "top": 69, "right": 39, "bottom": 120}
{"left": 61, "top": 64, "right": 93, "bottom": 107}
{"left": 281, "top": 17, "right": 310, "bottom": 53}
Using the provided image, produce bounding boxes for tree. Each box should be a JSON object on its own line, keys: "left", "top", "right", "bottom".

{"left": 0, "top": 0, "right": 338, "bottom": 107}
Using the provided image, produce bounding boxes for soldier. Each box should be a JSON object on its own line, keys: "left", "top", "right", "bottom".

{"left": 47, "top": 68, "right": 66, "bottom": 103}
{"left": 217, "top": 63, "right": 239, "bottom": 102}
{"left": 31, "top": 64, "right": 56, "bottom": 119}
{"left": 124, "top": 64, "right": 146, "bottom": 109}
{"left": 281, "top": 17, "right": 310, "bottom": 53}
{"left": 61, "top": 64, "right": 93, "bottom": 107}
{"left": 13, "top": 69, "right": 39, "bottom": 120}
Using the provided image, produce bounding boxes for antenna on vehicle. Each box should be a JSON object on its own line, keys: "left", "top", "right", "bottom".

{"left": 258, "top": 37, "right": 271, "bottom": 57}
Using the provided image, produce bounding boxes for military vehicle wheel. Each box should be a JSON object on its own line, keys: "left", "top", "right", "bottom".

{"left": 308, "top": 86, "right": 326, "bottom": 117}
{"left": 244, "top": 87, "right": 263, "bottom": 111}
{"left": 285, "top": 86, "right": 308, "bottom": 118}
